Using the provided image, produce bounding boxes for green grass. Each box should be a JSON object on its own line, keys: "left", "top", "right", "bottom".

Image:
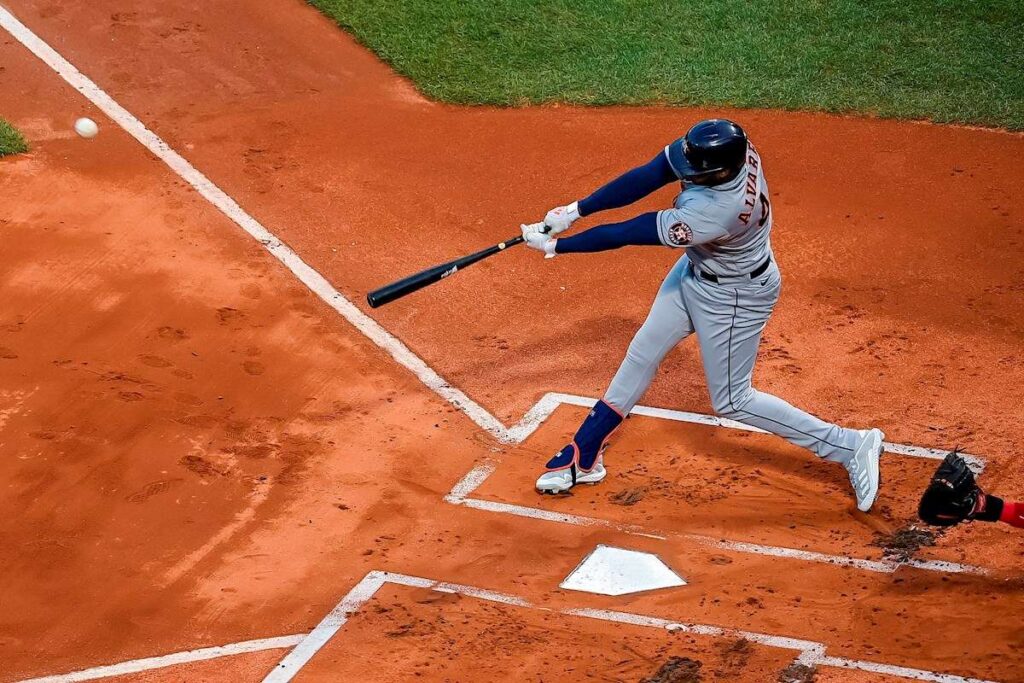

{"left": 308, "top": 0, "right": 1024, "bottom": 130}
{"left": 0, "top": 118, "right": 28, "bottom": 157}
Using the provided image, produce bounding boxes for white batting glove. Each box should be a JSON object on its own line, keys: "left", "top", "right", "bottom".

{"left": 521, "top": 222, "right": 557, "bottom": 258}
{"left": 543, "top": 201, "right": 580, "bottom": 236}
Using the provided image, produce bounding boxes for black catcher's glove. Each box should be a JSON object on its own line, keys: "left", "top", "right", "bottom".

{"left": 918, "top": 450, "right": 983, "bottom": 526}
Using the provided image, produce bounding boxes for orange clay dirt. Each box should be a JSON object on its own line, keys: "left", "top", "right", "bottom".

{"left": 1, "top": 1, "right": 1023, "bottom": 682}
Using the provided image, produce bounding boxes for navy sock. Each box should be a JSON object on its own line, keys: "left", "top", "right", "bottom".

{"left": 545, "top": 400, "right": 624, "bottom": 471}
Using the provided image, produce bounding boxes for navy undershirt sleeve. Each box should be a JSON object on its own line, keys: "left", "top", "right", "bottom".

{"left": 578, "top": 152, "right": 677, "bottom": 217}
{"left": 555, "top": 212, "right": 662, "bottom": 253}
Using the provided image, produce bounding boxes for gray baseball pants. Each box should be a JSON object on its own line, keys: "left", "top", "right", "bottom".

{"left": 604, "top": 253, "right": 860, "bottom": 463}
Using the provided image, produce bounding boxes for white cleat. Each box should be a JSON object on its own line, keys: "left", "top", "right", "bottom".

{"left": 535, "top": 459, "right": 607, "bottom": 494}
{"left": 846, "top": 428, "right": 884, "bottom": 512}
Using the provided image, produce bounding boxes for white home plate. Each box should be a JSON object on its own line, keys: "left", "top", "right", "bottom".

{"left": 560, "top": 544, "right": 686, "bottom": 596}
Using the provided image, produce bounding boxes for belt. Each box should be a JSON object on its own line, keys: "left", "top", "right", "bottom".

{"left": 697, "top": 256, "right": 772, "bottom": 284}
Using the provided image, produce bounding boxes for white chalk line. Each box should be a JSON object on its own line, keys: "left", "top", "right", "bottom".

{"left": 261, "top": 571, "right": 386, "bottom": 683}
{"left": 0, "top": 5, "right": 510, "bottom": 444}
{"left": 262, "top": 571, "right": 997, "bottom": 683}
{"left": 550, "top": 393, "right": 985, "bottom": 470}
{"left": 446, "top": 430, "right": 988, "bottom": 577}
{"left": 14, "top": 635, "right": 305, "bottom": 683}
{"left": 261, "top": 571, "right": 533, "bottom": 682}
{"left": 23, "top": 572, "right": 996, "bottom": 683}
{"left": 450, "top": 480, "right": 984, "bottom": 575}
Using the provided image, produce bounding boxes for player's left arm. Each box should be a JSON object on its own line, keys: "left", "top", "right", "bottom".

{"left": 538, "top": 152, "right": 679, "bottom": 237}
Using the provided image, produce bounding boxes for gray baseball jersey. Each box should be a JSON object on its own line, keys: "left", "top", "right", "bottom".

{"left": 656, "top": 144, "right": 773, "bottom": 278}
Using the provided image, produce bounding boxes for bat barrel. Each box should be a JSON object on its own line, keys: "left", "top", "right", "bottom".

{"left": 365, "top": 234, "right": 526, "bottom": 308}
{"left": 366, "top": 262, "right": 457, "bottom": 308}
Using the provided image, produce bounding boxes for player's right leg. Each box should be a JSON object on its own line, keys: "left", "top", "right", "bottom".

{"left": 536, "top": 256, "right": 696, "bottom": 493}
{"left": 685, "top": 264, "right": 884, "bottom": 511}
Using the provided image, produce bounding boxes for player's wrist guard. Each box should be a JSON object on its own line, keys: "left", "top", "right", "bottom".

{"left": 567, "top": 200, "right": 581, "bottom": 221}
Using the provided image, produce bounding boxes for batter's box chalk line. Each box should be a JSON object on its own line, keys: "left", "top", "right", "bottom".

{"left": 446, "top": 460, "right": 987, "bottom": 577}
{"left": 259, "top": 571, "right": 1001, "bottom": 683}
{"left": 446, "top": 394, "right": 989, "bottom": 577}
{"left": 18, "top": 571, "right": 997, "bottom": 682}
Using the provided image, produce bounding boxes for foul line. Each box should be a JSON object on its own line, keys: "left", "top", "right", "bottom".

{"left": 262, "top": 570, "right": 997, "bottom": 683}
{"left": 15, "top": 635, "right": 304, "bottom": 683}
{"left": 0, "top": 4, "right": 509, "bottom": 443}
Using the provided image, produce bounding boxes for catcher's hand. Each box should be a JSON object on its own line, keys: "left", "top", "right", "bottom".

{"left": 918, "top": 450, "right": 982, "bottom": 526}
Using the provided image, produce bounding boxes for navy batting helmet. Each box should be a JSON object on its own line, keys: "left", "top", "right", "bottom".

{"left": 667, "top": 119, "right": 748, "bottom": 184}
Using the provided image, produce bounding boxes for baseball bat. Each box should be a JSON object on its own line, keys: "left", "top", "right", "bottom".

{"left": 366, "top": 227, "right": 548, "bottom": 308}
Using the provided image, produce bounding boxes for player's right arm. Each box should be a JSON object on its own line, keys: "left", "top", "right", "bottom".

{"left": 540, "top": 151, "right": 678, "bottom": 235}
{"left": 522, "top": 199, "right": 725, "bottom": 255}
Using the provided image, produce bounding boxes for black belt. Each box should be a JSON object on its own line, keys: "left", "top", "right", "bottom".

{"left": 697, "top": 256, "right": 772, "bottom": 284}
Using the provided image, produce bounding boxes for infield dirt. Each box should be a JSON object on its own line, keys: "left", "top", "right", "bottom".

{"left": 1, "top": 1, "right": 1022, "bottom": 681}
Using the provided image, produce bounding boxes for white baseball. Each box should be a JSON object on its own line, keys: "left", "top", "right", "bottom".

{"left": 74, "top": 117, "right": 99, "bottom": 139}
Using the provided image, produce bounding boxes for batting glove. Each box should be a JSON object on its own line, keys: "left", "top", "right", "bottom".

{"left": 543, "top": 201, "right": 580, "bottom": 235}
{"left": 521, "top": 222, "right": 557, "bottom": 258}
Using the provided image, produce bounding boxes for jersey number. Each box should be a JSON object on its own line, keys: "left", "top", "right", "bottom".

{"left": 757, "top": 193, "right": 771, "bottom": 227}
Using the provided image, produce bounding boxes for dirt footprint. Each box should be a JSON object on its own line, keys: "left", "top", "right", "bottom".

{"left": 125, "top": 479, "right": 183, "bottom": 503}
{"left": 243, "top": 360, "right": 265, "bottom": 376}
{"left": 157, "top": 326, "right": 188, "bottom": 341}
{"left": 240, "top": 283, "right": 262, "bottom": 299}
{"left": 216, "top": 307, "right": 245, "bottom": 324}
{"left": 180, "top": 455, "right": 227, "bottom": 477}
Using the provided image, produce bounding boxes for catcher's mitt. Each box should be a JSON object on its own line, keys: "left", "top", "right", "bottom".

{"left": 918, "top": 450, "right": 983, "bottom": 526}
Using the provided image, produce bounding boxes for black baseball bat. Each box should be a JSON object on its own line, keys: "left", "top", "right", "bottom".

{"left": 366, "top": 227, "right": 548, "bottom": 308}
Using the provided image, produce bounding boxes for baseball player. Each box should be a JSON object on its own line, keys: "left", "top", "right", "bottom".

{"left": 919, "top": 450, "right": 1024, "bottom": 529}
{"left": 521, "top": 119, "right": 886, "bottom": 512}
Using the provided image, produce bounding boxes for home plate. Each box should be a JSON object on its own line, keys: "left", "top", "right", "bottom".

{"left": 560, "top": 545, "right": 686, "bottom": 596}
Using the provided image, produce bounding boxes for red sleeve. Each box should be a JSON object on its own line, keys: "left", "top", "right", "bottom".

{"left": 1000, "top": 501, "right": 1024, "bottom": 528}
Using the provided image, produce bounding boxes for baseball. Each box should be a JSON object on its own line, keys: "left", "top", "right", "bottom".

{"left": 74, "top": 117, "right": 99, "bottom": 139}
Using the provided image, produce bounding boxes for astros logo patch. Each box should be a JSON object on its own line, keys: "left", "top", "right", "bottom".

{"left": 668, "top": 221, "right": 693, "bottom": 246}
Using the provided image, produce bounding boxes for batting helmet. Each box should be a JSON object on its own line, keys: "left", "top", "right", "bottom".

{"left": 667, "top": 119, "right": 748, "bottom": 185}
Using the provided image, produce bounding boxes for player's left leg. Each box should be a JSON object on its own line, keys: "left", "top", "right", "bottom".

{"left": 536, "top": 255, "right": 696, "bottom": 494}
{"left": 684, "top": 262, "right": 884, "bottom": 511}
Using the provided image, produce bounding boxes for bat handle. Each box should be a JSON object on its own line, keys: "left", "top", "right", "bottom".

{"left": 500, "top": 235, "right": 525, "bottom": 249}
{"left": 506, "top": 224, "right": 551, "bottom": 246}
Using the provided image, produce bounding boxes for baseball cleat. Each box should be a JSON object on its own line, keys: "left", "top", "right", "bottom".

{"left": 846, "top": 428, "right": 885, "bottom": 512}
{"left": 536, "top": 459, "right": 607, "bottom": 494}
{"left": 536, "top": 399, "right": 623, "bottom": 495}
